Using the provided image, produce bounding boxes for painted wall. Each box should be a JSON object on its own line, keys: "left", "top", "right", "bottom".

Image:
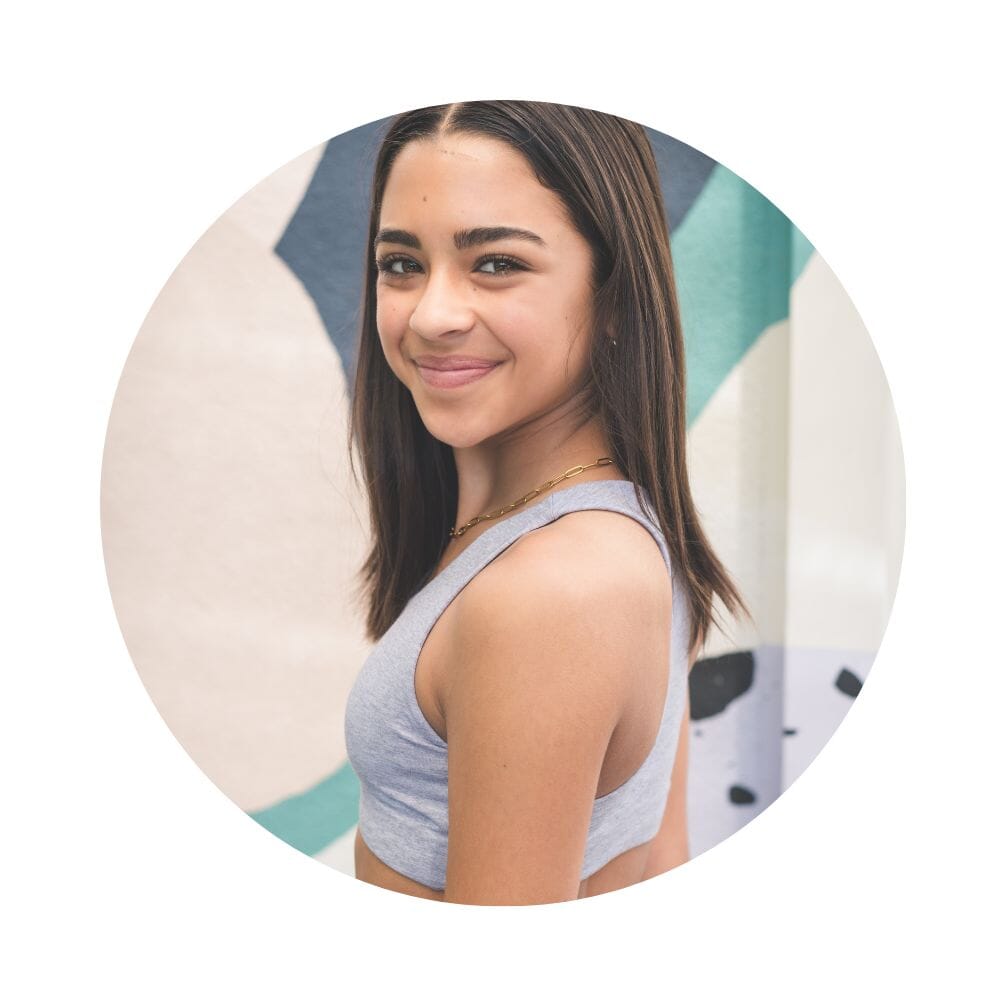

{"left": 101, "top": 113, "right": 904, "bottom": 881}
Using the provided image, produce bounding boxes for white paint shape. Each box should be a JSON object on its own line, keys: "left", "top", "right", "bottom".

{"left": 784, "top": 251, "right": 905, "bottom": 650}
{"left": 688, "top": 317, "right": 792, "bottom": 651}
{"left": 315, "top": 825, "right": 357, "bottom": 878}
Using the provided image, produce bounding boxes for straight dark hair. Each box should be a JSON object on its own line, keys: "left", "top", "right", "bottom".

{"left": 348, "top": 100, "right": 752, "bottom": 660}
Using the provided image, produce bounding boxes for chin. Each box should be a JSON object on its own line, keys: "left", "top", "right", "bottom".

{"left": 416, "top": 409, "right": 501, "bottom": 451}
{"left": 422, "top": 423, "right": 492, "bottom": 451}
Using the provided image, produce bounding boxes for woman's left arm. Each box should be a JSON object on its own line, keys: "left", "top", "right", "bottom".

{"left": 440, "top": 541, "right": 642, "bottom": 906}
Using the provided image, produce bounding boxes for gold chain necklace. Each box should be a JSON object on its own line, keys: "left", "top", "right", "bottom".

{"left": 449, "top": 457, "right": 616, "bottom": 538}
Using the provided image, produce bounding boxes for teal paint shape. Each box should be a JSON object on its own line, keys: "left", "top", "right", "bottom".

{"left": 674, "top": 165, "right": 813, "bottom": 425}
{"left": 248, "top": 760, "right": 360, "bottom": 856}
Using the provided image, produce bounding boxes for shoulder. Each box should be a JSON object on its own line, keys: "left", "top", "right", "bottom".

{"left": 458, "top": 505, "right": 671, "bottom": 632}
{"left": 445, "top": 507, "right": 672, "bottom": 713}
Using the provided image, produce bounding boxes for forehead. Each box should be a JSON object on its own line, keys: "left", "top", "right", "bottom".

{"left": 380, "top": 134, "right": 568, "bottom": 227}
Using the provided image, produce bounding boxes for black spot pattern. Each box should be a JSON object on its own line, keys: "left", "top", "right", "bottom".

{"left": 689, "top": 651, "right": 754, "bottom": 720}
{"left": 835, "top": 667, "right": 863, "bottom": 698}
{"left": 729, "top": 785, "right": 756, "bottom": 805}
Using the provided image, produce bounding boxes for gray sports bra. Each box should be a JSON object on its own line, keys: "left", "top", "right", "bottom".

{"left": 344, "top": 479, "right": 690, "bottom": 891}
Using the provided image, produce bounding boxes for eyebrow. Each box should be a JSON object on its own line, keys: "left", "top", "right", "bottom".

{"left": 373, "top": 226, "right": 548, "bottom": 251}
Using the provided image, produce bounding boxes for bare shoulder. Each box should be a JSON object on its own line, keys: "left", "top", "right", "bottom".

{"left": 531, "top": 505, "right": 673, "bottom": 586}
{"left": 467, "top": 505, "right": 672, "bottom": 619}
{"left": 448, "top": 506, "right": 673, "bottom": 702}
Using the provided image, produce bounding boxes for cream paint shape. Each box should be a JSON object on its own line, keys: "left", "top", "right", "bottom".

{"left": 101, "top": 145, "right": 372, "bottom": 812}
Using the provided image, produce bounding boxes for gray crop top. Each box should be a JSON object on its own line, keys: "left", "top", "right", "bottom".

{"left": 344, "top": 479, "right": 690, "bottom": 891}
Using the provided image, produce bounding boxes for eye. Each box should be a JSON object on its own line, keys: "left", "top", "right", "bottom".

{"left": 476, "top": 254, "right": 526, "bottom": 276}
{"left": 375, "top": 253, "right": 421, "bottom": 277}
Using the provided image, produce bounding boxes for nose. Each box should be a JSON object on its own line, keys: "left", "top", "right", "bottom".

{"left": 407, "top": 266, "right": 476, "bottom": 341}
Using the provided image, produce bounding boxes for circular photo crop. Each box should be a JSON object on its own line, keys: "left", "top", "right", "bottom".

{"left": 100, "top": 100, "right": 904, "bottom": 905}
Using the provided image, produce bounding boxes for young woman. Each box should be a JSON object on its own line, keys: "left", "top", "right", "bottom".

{"left": 344, "top": 101, "right": 750, "bottom": 906}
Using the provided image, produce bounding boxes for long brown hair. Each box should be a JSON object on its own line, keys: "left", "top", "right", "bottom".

{"left": 348, "top": 100, "right": 752, "bottom": 660}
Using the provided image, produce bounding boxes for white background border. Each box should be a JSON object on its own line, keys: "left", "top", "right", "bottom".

{"left": 4, "top": 2, "right": 997, "bottom": 996}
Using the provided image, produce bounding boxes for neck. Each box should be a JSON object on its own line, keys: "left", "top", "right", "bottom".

{"left": 449, "top": 405, "right": 621, "bottom": 538}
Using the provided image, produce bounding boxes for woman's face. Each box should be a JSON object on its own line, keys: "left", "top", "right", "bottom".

{"left": 374, "top": 133, "right": 598, "bottom": 450}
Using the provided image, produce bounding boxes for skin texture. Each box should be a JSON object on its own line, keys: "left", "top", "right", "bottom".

{"left": 356, "top": 132, "right": 691, "bottom": 904}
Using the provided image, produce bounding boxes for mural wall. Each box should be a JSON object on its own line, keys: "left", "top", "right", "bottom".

{"left": 100, "top": 112, "right": 904, "bottom": 879}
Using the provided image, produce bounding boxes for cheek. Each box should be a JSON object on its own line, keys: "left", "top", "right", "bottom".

{"left": 375, "top": 297, "right": 405, "bottom": 348}
{"left": 501, "top": 301, "right": 587, "bottom": 373}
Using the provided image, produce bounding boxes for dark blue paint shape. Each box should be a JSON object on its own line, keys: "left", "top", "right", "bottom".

{"left": 274, "top": 117, "right": 392, "bottom": 386}
{"left": 644, "top": 127, "right": 717, "bottom": 235}
{"left": 729, "top": 784, "right": 757, "bottom": 805}
{"left": 689, "top": 650, "right": 754, "bottom": 720}
{"left": 835, "top": 667, "right": 863, "bottom": 698}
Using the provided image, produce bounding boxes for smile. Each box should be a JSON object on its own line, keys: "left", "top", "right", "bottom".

{"left": 415, "top": 362, "right": 503, "bottom": 390}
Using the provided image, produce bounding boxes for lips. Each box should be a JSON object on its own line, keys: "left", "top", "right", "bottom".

{"left": 413, "top": 355, "right": 503, "bottom": 390}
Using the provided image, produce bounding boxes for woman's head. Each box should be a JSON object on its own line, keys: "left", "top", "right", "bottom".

{"left": 350, "top": 101, "right": 751, "bottom": 656}
{"left": 373, "top": 129, "right": 599, "bottom": 451}
{"left": 362, "top": 102, "right": 679, "bottom": 446}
